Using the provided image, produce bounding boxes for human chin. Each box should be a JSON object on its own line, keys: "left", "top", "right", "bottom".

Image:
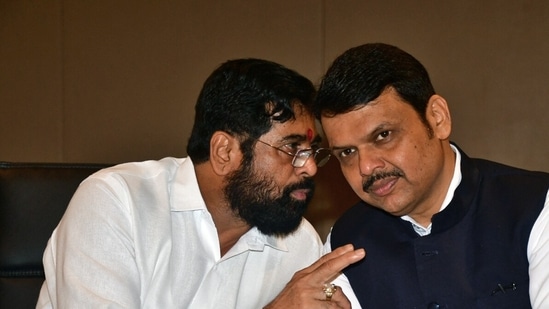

{"left": 259, "top": 190, "right": 310, "bottom": 236}
{"left": 254, "top": 179, "right": 316, "bottom": 235}
{"left": 225, "top": 172, "right": 314, "bottom": 236}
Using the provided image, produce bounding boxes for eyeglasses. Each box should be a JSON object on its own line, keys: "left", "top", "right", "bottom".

{"left": 255, "top": 139, "right": 332, "bottom": 168}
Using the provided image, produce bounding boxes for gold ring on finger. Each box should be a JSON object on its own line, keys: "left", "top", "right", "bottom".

{"left": 323, "top": 283, "right": 337, "bottom": 301}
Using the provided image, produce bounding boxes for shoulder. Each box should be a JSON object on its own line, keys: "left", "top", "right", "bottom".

{"left": 473, "top": 158, "right": 549, "bottom": 178}
{"left": 79, "top": 157, "right": 185, "bottom": 194}
{"left": 70, "top": 157, "right": 189, "bottom": 217}
{"left": 456, "top": 146, "right": 549, "bottom": 196}
{"left": 455, "top": 142, "right": 549, "bottom": 181}
{"left": 91, "top": 157, "right": 185, "bottom": 182}
{"left": 470, "top": 158, "right": 549, "bottom": 197}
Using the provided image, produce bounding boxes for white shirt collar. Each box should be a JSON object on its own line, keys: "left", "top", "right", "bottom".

{"left": 170, "top": 157, "right": 208, "bottom": 212}
{"left": 170, "top": 157, "right": 288, "bottom": 251}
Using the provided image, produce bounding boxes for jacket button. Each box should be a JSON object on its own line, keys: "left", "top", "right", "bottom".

{"left": 427, "top": 302, "right": 440, "bottom": 309}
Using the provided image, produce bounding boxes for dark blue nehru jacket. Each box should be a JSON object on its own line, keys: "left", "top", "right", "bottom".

{"left": 331, "top": 146, "right": 549, "bottom": 308}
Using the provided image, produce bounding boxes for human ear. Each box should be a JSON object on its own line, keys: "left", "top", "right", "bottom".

{"left": 209, "top": 131, "right": 242, "bottom": 175}
{"left": 427, "top": 95, "right": 452, "bottom": 140}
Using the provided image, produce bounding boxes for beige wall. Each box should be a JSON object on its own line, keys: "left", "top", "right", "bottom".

{"left": 2, "top": 0, "right": 548, "bottom": 239}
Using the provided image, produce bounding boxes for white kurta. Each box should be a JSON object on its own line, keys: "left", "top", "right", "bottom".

{"left": 37, "top": 157, "right": 323, "bottom": 308}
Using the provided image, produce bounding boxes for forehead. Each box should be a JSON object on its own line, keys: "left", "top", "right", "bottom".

{"left": 265, "top": 106, "right": 317, "bottom": 141}
{"left": 320, "top": 89, "right": 417, "bottom": 144}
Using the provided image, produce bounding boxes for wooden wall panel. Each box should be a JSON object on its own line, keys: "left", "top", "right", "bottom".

{"left": 60, "top": 1, "right": 323, "bottom": 163}
{"left": 2, "top": 0, "right": 547, "bottom": 239}
{"left": 323, "top": 0, "right": 549, "bottom": 172}
{"left": 0, "top": 0, "right": 63, "bottom": 161}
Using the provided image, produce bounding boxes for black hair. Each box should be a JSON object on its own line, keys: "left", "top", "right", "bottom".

{"left": 314, "top": 43, "right": 435, "bottom": 125}
{"left": 187, "top": 58, "right": 316, "bottom": 164}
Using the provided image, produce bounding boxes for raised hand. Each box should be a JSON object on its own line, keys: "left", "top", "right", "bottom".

{"left": 264, "top": 244, "right": 365, "bottom": 309}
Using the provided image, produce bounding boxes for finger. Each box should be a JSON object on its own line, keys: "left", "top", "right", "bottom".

{"left": 311, "top": 246, "right": 365, "bottom": 283}
{"left": 328, "top": 285, "right": 349, "bottom": 306}
{"left": 301, "top": 244, "right": 359, "bottom": 274}
{"left": 296, "top": 244, "right": 365, "bottom": 283}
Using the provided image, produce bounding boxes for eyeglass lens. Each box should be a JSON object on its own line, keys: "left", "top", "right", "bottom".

{"left": 292, "top": 149, "right": 331, "bottom": 168}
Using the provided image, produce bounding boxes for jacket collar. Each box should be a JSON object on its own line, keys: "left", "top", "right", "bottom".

{"left": 431, "top": 143, "right": 481, "bottom": 234}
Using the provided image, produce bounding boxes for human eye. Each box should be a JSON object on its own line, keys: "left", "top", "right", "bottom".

{"left": 375, "top": 130, "right": 392, "bottom": 142}
{"left": 335, "top": 148, "right": 356, "bottom": 159}
{"left": 282, "top": 141, "right": 302, "bottom": 154}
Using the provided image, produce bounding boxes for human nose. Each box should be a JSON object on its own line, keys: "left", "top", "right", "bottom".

{"left": 295, "top": 154, "right": 318, "bottom": 177}
{"left": 357, "top": 149, "right": 384, "bottom": 177}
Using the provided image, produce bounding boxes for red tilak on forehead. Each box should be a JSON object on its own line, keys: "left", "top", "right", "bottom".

{"left": 307, "top": 128, "right": 313, "bottom": 141}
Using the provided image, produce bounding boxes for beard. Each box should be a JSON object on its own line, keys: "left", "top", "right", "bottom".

{"left": 223, "top": 159, "right": 315, "bottom": 237}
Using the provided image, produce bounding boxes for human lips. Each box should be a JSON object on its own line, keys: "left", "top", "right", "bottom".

{"left": 362, "top": 169, "right": 404, "bottom": 195}
{"left": 290, "top": 188, "right": 311, "bottom": 200}
{"left": 366, "top": 176, "right": 399, "bottom": 197}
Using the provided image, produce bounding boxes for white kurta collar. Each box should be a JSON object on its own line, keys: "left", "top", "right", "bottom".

{"left": 170, "top": 157, "right": 288, "bottom": 252}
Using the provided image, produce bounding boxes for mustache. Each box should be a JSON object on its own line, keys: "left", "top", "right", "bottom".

{"left": 362, "top": 169, "right": 404, "bottom": 192}
{"left": 284, "top": 177, "right": 315, "bottom": 195}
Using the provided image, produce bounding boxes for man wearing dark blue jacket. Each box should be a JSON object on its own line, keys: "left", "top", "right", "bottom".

{"left": 314, "top": 43, "right": 549, "bottom": 308}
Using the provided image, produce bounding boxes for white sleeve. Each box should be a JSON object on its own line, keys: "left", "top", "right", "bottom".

{"left": 528, "top": 189, "right": 549, "bottom": 308}
{"left": 38, "top": 177, "right": 141, "bottom": 308}
{"left": 323, "top": 232, "right": 363, "bottom": 309}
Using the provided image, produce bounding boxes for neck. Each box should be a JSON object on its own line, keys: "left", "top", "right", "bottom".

{"left": 409, "top": 144, "right": 457, "bottom": 228}
{"left": 217, "top": 222, "right": 251, "bottom": 256}
{"left": 207, "top": 200, "right": 251, "bottom": 256}
{"left": 194, "top": 163, "right": 251, "bottom": 257}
